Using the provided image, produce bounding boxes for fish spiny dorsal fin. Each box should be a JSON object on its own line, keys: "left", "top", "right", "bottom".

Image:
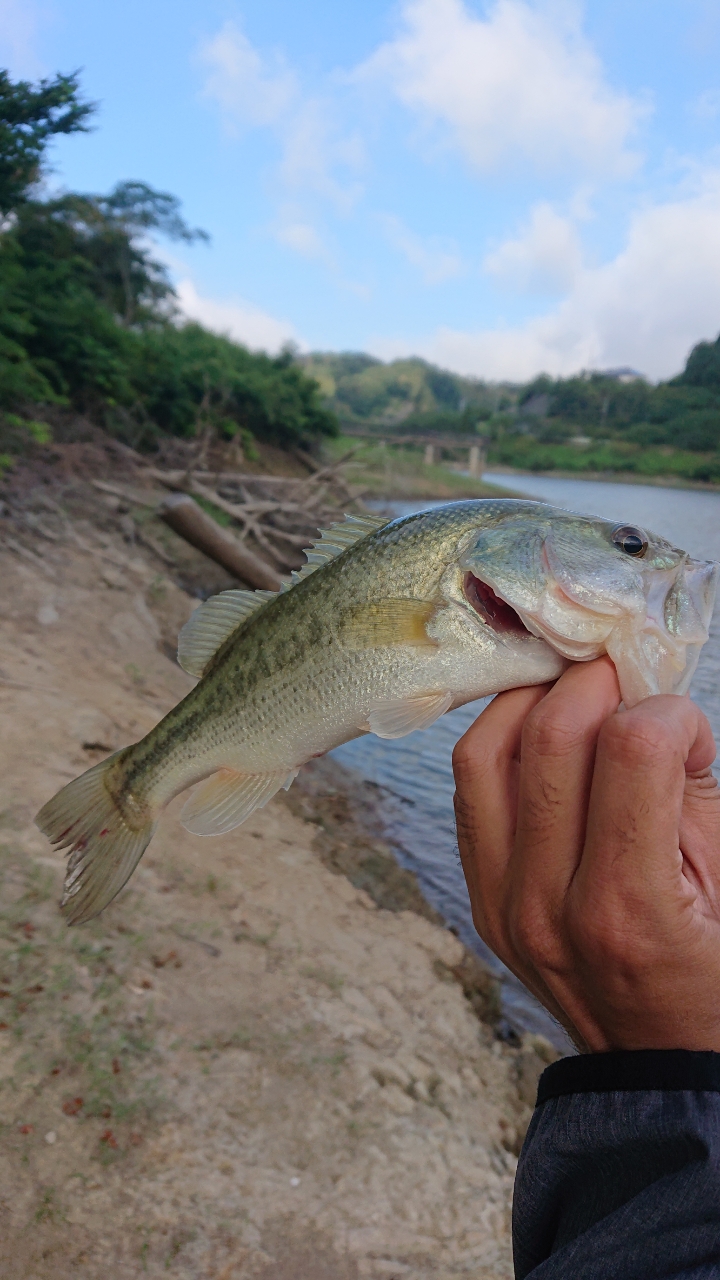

{"left": 177, "top": 588, "right": 278, "bottom": 678}
{"left": 282, "top": 513, "right": 389, "bottom": 592}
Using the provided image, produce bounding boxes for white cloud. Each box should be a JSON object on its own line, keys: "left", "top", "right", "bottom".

{"left": 276, "top": 220, "right": 327, "bottom": 258}
{"left": 176, "top": 279, "right": 304, "bottom": 354}
{"left": 0, "top": 0, "right": 46, "bottom": 78}
{"left": 200, "top": 23, "right": 363, "bottom": 210}
{"left": 199, "top": 21, "right": 296, "bottom": 128}
{"left": 379, "top": 213, "right": 463, "bottom": 283}
{"left": 483, "top": 202, "right": 583, "bottom": 292}
{"left": 690, "top": 88, "right": 720, "bottom": 122}
{"left": 357, "top": 0, "right": 645, "bottom": 176}
{"left": 278, "top": 99, "right": 365, "bottom": 208}
{"left": 370, "top": 174, "right": 720, "bottom": 380}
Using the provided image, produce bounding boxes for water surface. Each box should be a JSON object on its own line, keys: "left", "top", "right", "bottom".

{"left": 332, "top": 477, "right": 720, "bottom": 1047}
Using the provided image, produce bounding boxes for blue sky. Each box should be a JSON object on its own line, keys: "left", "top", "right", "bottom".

{"left": 2, "top": 0, "right": 720, "bottom": 380}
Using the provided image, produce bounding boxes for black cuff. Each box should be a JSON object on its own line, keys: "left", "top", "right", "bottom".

{"left": 537, "top": 1048, "right": 720, "bottom": 1105}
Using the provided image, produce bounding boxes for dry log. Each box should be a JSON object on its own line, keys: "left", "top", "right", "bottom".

{"left": 158, "top": 494, "right": 283, "bottom": 591}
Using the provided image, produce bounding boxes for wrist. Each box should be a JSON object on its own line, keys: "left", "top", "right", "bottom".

{"left": 536, "top": 1048, "right": 720, "bottom": 1106}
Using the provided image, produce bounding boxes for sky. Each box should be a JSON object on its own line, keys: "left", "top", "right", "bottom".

{"left": 2, "top": 0, "right": 720, "bottom": 382}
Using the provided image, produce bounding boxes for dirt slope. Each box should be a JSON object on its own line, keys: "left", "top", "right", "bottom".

{"left": 0, "top": 514, "right": 552, "bottom": 1280}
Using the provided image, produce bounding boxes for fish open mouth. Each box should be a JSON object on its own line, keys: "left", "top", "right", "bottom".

{"left": 463, "top": 572, "right": 530, "bottom": 635}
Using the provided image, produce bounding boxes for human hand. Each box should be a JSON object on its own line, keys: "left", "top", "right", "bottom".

{"left": 452, "top": 658, "right": 720, "bottom": 1053}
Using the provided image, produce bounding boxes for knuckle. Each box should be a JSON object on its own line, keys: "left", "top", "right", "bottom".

{"left": 452, "top": 734, "right": 494, "bottom": 784}
{"left": 522, "top": 702, "right": 585, "bottom": 760}
{"left": 509, "top": 902, "right": 559, "bottom": 971}
{"left": 599, "top": 712, "right": 677, "bottom": 769}
{"left": 571, "top": 897, "right": 642, "bottom": 966}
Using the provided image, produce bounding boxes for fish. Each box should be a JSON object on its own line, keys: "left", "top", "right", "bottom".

{"left": 36, "top": 499, "right": 718, "bottom": 925}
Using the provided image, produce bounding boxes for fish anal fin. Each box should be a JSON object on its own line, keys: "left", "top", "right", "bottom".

{"left": 342, "top": 599, "right": 438, "bottom": 650}
{"left": 180, "top": 767, "right": 298, "bottom": 835}
{"left": 365, "top": 690, "right": 453, "bottom": 739}
{"left": 178, "top": 589, "right": 277, "bottom": 677}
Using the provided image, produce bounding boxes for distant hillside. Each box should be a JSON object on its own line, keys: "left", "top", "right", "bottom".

{"left": 299, "top": 352, "right": 517, "bottom": 434}
{"left": 302, "top": 337, "right": 720, "bottom": 481}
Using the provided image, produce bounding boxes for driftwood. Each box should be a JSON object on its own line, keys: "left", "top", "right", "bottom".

{"left": 158, "top": 494, "right": 283, "bottom": 591}
{"left": 96, "top": 446, "right": 365, "bottom": 582}
{"left": 144, "top": 450, "right": 363, "bottom": 573}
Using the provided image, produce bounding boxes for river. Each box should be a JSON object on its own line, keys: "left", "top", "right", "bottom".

{"left": 331, "top": 476, "right": 720, "bottom": 1048}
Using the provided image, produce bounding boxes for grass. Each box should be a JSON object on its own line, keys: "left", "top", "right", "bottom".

{"left": 0, "top": 839, "right": 163, "bottom": 1132}
{"left": 301, "top": 964, "right": 345, "bottom": 993}
{"left": 329, "top": 428, "right": 720, "bottom": 491}
{"left": 488, "top": 435, "right": 720, "bottom": 485}
{"left": 324, "top": 435, "right": 521, "bottom": 500}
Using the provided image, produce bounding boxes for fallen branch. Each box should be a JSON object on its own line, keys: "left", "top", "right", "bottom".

{"left": 158, "top": 494, "right": 283, "bottom": 591}
{"left": 92, "top": 479, "right": 159, "bottom": 507}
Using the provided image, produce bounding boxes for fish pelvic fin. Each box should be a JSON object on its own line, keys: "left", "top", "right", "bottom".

{"left": 180, "top": 767, "right": 299, "bottom": 836}
{"left": 35, "top": 750, "right": 156, "bottom": 926}
{"left": 365, "top": 690, "right": 453, "bottom": 739}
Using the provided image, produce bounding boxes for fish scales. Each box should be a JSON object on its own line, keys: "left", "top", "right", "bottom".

{"left": 36, "top": 499, "right": 718, "bottom": 924}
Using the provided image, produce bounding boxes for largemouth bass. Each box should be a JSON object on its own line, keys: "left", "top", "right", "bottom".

{"left": 36, "top": 499, "right": 718, "bottom": 924}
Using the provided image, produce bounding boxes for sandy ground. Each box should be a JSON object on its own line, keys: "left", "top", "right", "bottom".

{"left": 0, "top": 500, "right": 555, "bottom": 1279}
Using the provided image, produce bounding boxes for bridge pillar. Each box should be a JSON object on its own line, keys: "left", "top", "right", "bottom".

{"left": 424, "top": 444, "right": 438, "bottom": 466}
{"left": 468, "top": 444, "right": 485, "bottom": 477}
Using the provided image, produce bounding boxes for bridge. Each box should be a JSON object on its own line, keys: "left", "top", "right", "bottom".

{"left": 340, "top": 428, "right": 489, "bottom": 476}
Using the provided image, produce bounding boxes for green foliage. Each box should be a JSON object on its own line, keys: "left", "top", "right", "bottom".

{"left": 130, "top": 325, "right": 337, "bottom": 448}
{"left": 305, "top": 352, "right": 498, "bottom": 429}
{"left": 399, "top": 405, "right": 486, "bottom": 434}
{"left": 0, "top": 68, "right": 338, "bottom": 453}
{"left": 676, "top": 333, "right": 720, "bottom": 390}
{"left": 507, "top": 355, "right": 720, "bottom": 458}
{"left": 0, "top": 69, "right": 93, "bottom": 214}
{"left": 488, "top": 433, "right": 720, "bottom": 483}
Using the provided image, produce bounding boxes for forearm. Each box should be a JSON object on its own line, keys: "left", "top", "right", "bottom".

{"left": 513, "top": 1051, "right": 720, "bottom": 1279}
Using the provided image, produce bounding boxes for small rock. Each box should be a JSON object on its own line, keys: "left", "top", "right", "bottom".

{"left": 37, "top": 604, "right": 59, "bottom": 626}
{"left": 101, "top": 567, "right": 125, "bottom": 589}
{"left": 289, "top": 1176, "right": 300, "bottom": 1187}
{"left": 44, "top": 1131, "right": 57, "bottom": 1144}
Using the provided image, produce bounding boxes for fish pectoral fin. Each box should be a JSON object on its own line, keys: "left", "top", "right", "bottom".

{"left": 180, "top": 767, "right": 299, "bottom": 836}
{"left": 342, "top": 599, "right": 439, "bottom": 650}
{"left": 365, "top": 690, "right": 453, "bottom": 740}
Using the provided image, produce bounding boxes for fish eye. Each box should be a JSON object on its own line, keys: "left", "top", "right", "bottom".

{"left": 612, "top": 525, "right": 648, "bottom": 558}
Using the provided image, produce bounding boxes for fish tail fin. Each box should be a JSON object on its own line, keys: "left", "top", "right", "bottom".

{"left": 35, "top": 749, "right": 157, "bottom": 925}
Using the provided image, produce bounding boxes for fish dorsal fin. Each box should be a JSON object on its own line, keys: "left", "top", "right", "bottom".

{"left": 282, "top": 513, "right": 388, "bottom": 591}
{"left": 177, "top": 589, "right": 277, "bottom": 678}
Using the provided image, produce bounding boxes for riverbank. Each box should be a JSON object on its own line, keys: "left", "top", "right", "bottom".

{"left": 484, "top": 464, "right": 720, "bottom": 494}
{"left": 0, "top": 480, "right": 556, "bottom": 1280}
{"left": 324, "top": 437, "right": 521, "bottom": 501}
{"left": 323, "top": 435, "right": 720, "bottom": 500}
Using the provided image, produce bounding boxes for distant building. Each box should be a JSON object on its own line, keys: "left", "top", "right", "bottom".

{"left": 520, "top": 392, "right": 551, "bottom": 416}
{"left": 600, "top": 367, "right": 644, "bottom": 384}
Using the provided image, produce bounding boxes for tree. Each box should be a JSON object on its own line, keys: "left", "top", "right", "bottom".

{"left": 677, "top": 334, "right": 720, "bottom": 390}
{"left": 0, "top": 67, "right": 338, "bottom": 450}
{"left": 130, "top": 324, "right": 337, "bottom": 448}
{"left": 16, "top": 182, "right": 208, "bottom": 328}
{"left": 0, "top": 70, "right": 94, "bottom": 214}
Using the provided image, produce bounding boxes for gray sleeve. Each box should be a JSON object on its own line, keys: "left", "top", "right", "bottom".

{"left": 512, "top": 1049, "right": 720, "bottom": 1279}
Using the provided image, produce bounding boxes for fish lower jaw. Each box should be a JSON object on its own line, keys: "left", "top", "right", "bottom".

{"left": 514, "top": 611, "right": 608, "bottom": 664}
